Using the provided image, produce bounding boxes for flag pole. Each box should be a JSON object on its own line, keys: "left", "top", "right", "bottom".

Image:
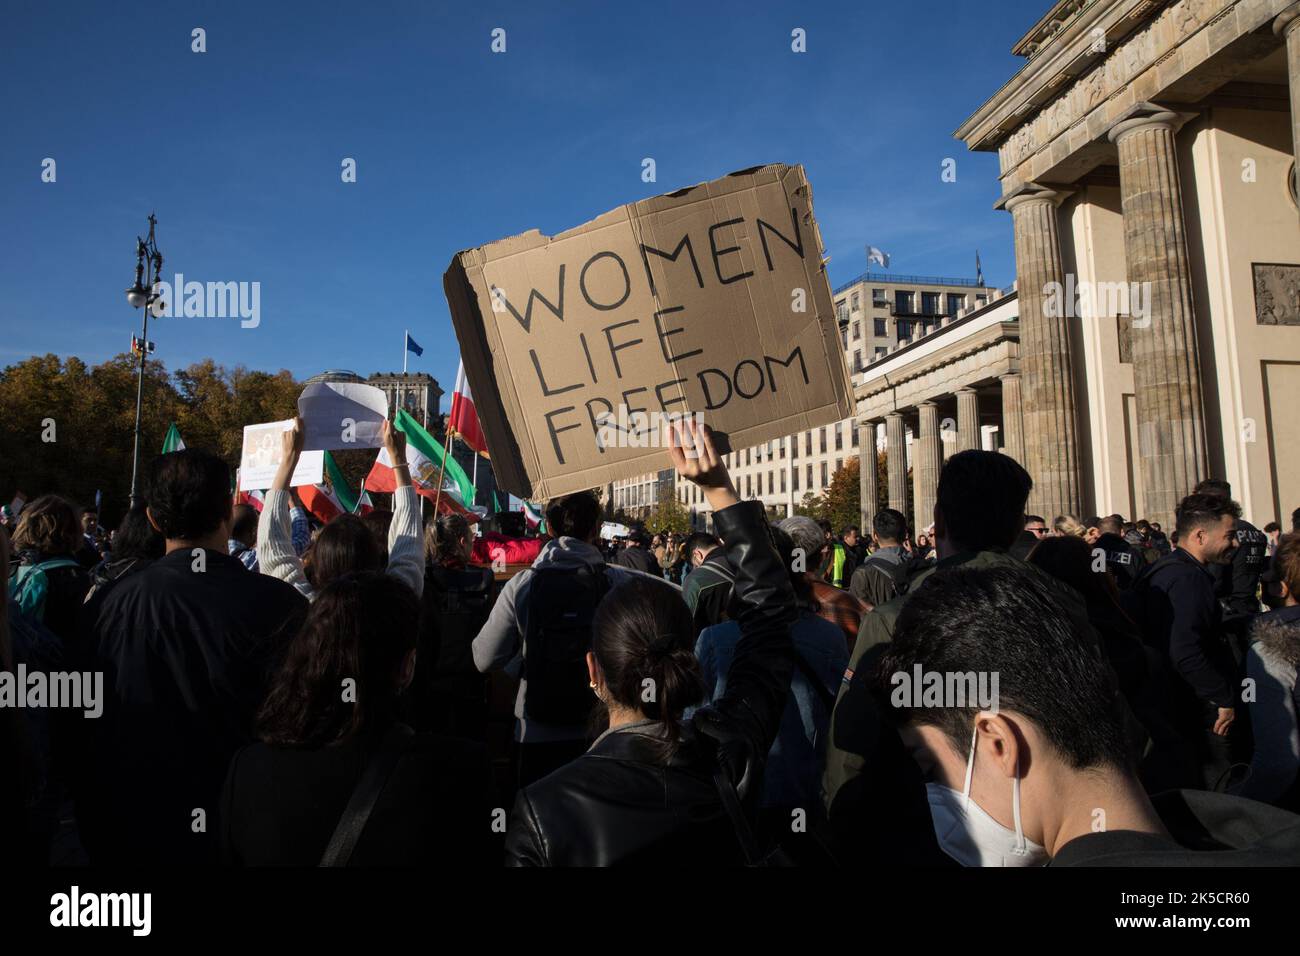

{"left": 432, "top": 425, "right": 453, "bottom": 522}
{"left": 403, "top": 329, "right": 408, "bottom": 374}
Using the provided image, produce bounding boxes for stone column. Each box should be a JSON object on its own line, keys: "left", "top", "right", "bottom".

{"left": 1108, "top": 104, "right": 1208, "bottom": 527}
{"left": 915, "top": 402, "right": 941, "bottom": 531}
{"left": 956, "top": 388, "right": 980, "bottom": 452}
{"left": 1276, "top": 4, "right": 1300, "bottom": 217}
{"left": 1000, "top": 373, "right": 1026, "bottom": 467}
{"left": 885, "top": 411, "right": 907, "bottom": 514}
{"left": 997, "top": 183, "right": 1082, "bottom": 518}
{"left": 858, "top": 420, "right": 878, "bottom": 532}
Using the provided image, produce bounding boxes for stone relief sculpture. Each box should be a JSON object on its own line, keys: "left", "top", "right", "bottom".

{"left": 1254, "top": 264, "right": 1300, "bottom": 326}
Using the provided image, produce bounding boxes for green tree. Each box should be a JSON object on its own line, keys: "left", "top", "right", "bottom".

{"left": 645, "top": 495, "right": 691, "bottom": 534}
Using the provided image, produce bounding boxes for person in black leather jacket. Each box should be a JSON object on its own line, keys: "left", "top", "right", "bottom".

{"left": 505, "top": 421, "right": 797, "bottom": 866}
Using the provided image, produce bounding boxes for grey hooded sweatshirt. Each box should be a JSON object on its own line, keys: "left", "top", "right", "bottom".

{"left": 472, "top": 536, "right": 679, "bottom": 744}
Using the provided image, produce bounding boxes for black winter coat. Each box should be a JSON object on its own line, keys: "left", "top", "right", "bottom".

{"left": 505, "top": 500, "right": 796, "bottom": 866}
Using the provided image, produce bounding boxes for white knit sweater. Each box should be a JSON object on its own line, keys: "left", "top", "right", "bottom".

{"left": 256, "top": 486, "right": 424, "bottom": 600}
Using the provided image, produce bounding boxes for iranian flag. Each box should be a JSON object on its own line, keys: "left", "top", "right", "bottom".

{"left": 236, "top": 489, "right": 265, "bottom": 513}
{"left": 448, "top": 360, "right": 488, "bottom": 456}
{"left": 162, "top": 423, "right": 185, "bottom": 453}
{"left": 296, "top": 451, "right": 364, "bottom": 523}
{"left": 523, "top": 501, "right": 546, "bottom": 534}
{"left": 367, "top": 408, "right": 477, "bottom": 514}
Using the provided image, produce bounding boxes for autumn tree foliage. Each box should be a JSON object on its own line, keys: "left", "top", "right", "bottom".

{"left": 0, "top": 353, "right": 301, "bottom": 525}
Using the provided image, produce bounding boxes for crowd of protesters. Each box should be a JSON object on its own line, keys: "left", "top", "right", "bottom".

{"left": 4, "top": 416, "right": 1300, "bottom": 867}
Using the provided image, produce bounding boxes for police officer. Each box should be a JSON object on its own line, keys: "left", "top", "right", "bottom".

{"left": 1195, "top": 479, "right": 1268, "bottom": 661}
{"left": 1095, "top": 514, "right": 1143, "bottom": 590}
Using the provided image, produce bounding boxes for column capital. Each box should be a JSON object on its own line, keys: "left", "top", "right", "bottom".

{"left": 884, "top": 409, "right": 905, "bottom": 420}
{"left": 998, "top": 371, "right": 1020, "bottom": 382}
{"left": 995, "top": 181, "right": 1075, "bottom": 213}
{"left": 954, "top": 385, "right": 977, "bottom": 394}
{"left": 1106, "top": 102, "right": 1197, "bottom": 146}
{"left": 1274, "top": 3, "right": 1300, "bottom": 38}
{"left": 916, "top": 399, "right": 937, "bottom": 408}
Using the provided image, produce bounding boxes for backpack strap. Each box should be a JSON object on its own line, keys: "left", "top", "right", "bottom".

{"left": 319, "top": 722, "right": 414, "bottom": 867}
{"left": 711, "top": 765, "right": 763, "bottom": 865}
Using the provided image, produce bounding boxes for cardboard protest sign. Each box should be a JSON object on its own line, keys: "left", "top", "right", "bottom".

{"left": 443, "top": 163, "right": 854, "bottom": 500}
{"left": 297, "top": 381, "right": 388, "bottom": 451}
{"left": 237, "top": 420, "right": 325, "bottom": 491}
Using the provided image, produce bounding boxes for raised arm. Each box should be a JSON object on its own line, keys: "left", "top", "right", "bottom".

{"left": 672, "top": 421, "right": 797, "bottom": 796}
{"left": 380, "top": 420, "right": 424, "bottom": 599}
{"left": 258, "top": 418, "right": 312, "bottom": 598}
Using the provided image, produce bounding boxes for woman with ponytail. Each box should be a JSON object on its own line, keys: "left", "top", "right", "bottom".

{"left": 505, "top": 421, "right": 798, "bottom": 866}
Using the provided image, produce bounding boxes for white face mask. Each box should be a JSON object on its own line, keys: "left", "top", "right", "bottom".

{"left": 925, "top": 723, "right": 1048, "bottom": 867}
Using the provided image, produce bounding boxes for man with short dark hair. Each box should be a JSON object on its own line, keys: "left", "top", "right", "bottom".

{"left": 1194, "top": 479, "right": 1269, "bottom": 654}
{"left": 877, "top": 564, "right": 1300, "bottom": 865}
{"left": 1127, "top": 492, "right": 1242, "bottom": 789}
{"left": 824, "top": 451, "right": 1113, "bottom": 836}
{"left": 849, "top": 508, "right": 909, "bottom": 608}
{"left": 83, "top": 449, "right": 308, "bottom": 865}
{"left": 681, "top": 530, "right": 734, "bottom": 635}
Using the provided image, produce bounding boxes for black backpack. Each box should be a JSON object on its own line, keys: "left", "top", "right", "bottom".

{"left": 523, "top": 564, "right": 610, "bottom": 725}
{"left": 860, "top": 554, "right": 913, "bottom": 600}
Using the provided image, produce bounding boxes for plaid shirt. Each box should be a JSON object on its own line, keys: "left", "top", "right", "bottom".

{"left": 229, "top": 506, "right": 309, "bottom": 573}
{"left": 809, "top": 578, "right": 869, "bottom": 655}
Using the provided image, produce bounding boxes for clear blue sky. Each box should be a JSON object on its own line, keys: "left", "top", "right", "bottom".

{"left": 1, "top": 0, "right": 1047, "bottom": 412}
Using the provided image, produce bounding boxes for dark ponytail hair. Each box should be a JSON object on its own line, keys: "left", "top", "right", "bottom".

{"left": 591, "top": 577, "right": 704, "bottom": 763}
{"left": 427, "top": 513, "right": 471, "bottom": 566}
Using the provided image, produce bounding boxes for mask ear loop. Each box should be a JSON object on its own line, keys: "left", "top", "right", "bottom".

{"left": 1011, "top": 754, "right": 1028, "bottom": 854}
{"left": 961, "top": 722, "right": 978, "bottom": 811}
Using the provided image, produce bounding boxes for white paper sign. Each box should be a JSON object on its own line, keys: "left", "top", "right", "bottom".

{"left": 238, "top": 420, "right": 325, "bottom": 490}
{"left": 297, "top": 382, "right": 389, "bottom": 451}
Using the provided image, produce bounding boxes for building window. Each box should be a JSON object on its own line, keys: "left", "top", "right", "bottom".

{"left": 873, "top": 318, "right": 887, "bottom": 337}
{"left": 756, "top": 473, "right": 763, "bottom": 496}
{"left": 852, "top": 426, "right": 859, "bottom": 448}
{"left": 792, "top": 466, "right": 800, "bottom": 491}
{"left": 872, "top": 288, "right": 887, "bottom": 307}
{"left": 805, "top": 432, "right": 813, "bottom": 456}
{"left": 806, "top": 464, "right": 814, "bottom": 489}
{"left": 841, "top": 327, "right": 849, "bottom": 349}
{"left": 875, "top": 346, "right": 886, "bottom": 358}
{"left": 779, "top": 440, "right": 786, "bottom": 459}
{"left": 836, "top": 299, "right": 848, "bottom": 323}
{"left": 921, "top": 291, "right": 940, "bottom": 315}
{"left": 821, "top": 462, "right": 829, "bottom": 487}
{"left": 895, "top": 290, "right": 914, "bottom": 315}
{"left": 976, "top": 294, "right": 988, "bottom": 306}
{"left": 946, "top": 293, "right": 965, "bottom": 316}
{"left": 852, "top": 320, "right": 860, "bottom": 341}
{"left": 835, "top": 424, "right": 843, "bottom": 451}
{"left": 745, "top": 475, "right": 752, "bottom": 498}
{"left": 853, "top": 351, "right": 862, "bottom": 373}
{"left": 820, "top": 429, "right": 828, "bottom": 454}
{"left": 792, "top": 437, "right": 798, "bottom": 460}
{"left": 851, "top": 292, "right": 860, "bottom": 312}
{"left": 897, "top": 319, "right": 911, "bottom": 340}
{"left": 780, "top": 469, "right": 786, "bottom": 492}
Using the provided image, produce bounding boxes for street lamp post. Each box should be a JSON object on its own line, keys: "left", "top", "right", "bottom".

{"left": 125, "top": 214, "right": 165, "bottom": 508}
